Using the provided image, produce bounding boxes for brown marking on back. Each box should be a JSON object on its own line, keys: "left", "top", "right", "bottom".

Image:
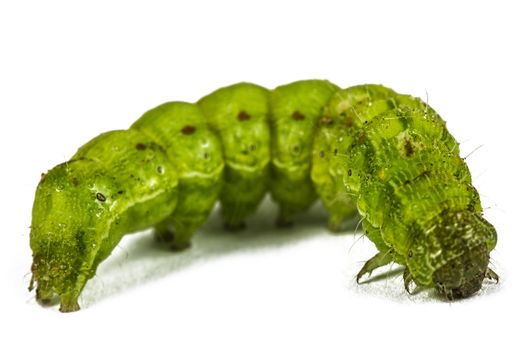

{"left": 404, "top": 139, "right": 415, "bottom": 157}
{"left": 136, "top": 143, "right": 147, "bottom": 150}
{"left": 237, "top": 111, "right": 251, "bottom": 121}
{"left": 357, "top": 133, "right": 366, "bottom": 145}
{"left": 345, "top": 117, "right": 354, "bottom": 128}
{"left": 292, "top": 111, "right": 305, "bottom": 120}
{"left": 181, "top": 125, "right": 196, "bottom": 135}
{"left": 71, "top": 177, "right": 80, "bottom": 186}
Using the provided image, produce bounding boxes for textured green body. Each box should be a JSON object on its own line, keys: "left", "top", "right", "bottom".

{"left": 198, "top": 83, "right": 270, "bottom": 229}
{"left": 269, "top": 80, "right": 340, "bottom": 226}
{"left": 29, "top": 80, "right": 498, "bottom": 312}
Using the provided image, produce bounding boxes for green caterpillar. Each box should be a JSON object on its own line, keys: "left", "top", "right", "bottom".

{"left": 29, "top": 80, "right": 498, "bottom": 312}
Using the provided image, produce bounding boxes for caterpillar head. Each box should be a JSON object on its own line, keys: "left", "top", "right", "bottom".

{"left": 432, "top": 241, "right": 489, "bottom": 300}
{"left": 409, "top": 211, "right": 497, "bottom": 300}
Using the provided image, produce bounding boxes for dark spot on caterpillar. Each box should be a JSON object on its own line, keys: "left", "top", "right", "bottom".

{"left": 237, "top": 111, "right": 251, "bottom": 121}
{"left": 117, "top": 190, "right": 124, "bottom": 194}
{"left": 136, "top": 143, "right": 147, "bottom": 150}
{"left": 319, "top": 150, "right": 325, "bottom": 158}
{"left": 404, "top": 140, "right": 415, "bottom": 157}
{"left": 333, "top": 148, "right": 338, "bottom": 156}
{"left": 408, "top": 250, "right": 413, "bottom": 258}
{"left": 181, "top": 125, "right": 196, "bottom": 135}
{"left": 292, "top": 111, "right": 305, "bottom": 120}
{"left": 203, "top": 152, "right": 209, "bottom": 160}
{"left": 249, "top": 144, "right": 256, "bottom": 152}
{"left": 320, "top": 116, "right": 333, "bottom": 125}
{"left": 345, "top": 117, "right": 354, "bottom": 128}
{"left": 347, "top": 169, "right": 352, "bottom": 176}
{"left": 161, "top": 230, "right": 174, "bottom": 242}
{"left": 293, "top": 144, "right": 300, "bottom": 153}
{"left": 96, "top": 192, "right": 106, "bottom": 202}
{"left": 71, "top": 177, "right": 80, "bottom": 186}
{"left": 75, "top": 230, "right": 86, "bottom": 255}
{"left": 157, "top": 166, "right": 164, "bottom": 174}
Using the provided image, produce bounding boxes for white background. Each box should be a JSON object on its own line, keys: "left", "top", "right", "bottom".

{"left": 1, "top": 0, "right": 523, "bottom": 349}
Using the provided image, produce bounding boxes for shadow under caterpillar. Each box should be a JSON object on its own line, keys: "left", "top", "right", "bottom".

{"left": 28, "top": 80, "right": 498, "bottom": 312}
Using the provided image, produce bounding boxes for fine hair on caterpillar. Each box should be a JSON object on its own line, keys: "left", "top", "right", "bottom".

{"left": 28, "top": 80, "right": 499, "bottom": 312}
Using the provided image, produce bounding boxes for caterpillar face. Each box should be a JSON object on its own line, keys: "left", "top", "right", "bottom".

{"left": 410, "top": 211, "right": 497, "bottom": 299}
{"left": 29, "top": 80, "right": 498, "bottom": 312}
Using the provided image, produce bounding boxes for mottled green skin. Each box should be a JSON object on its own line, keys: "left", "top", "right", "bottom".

{"left": 29, "top": 80, "right": 498, "bottom": 312}
{"left": 269, "top": 80, "right": 340, "bottom": 226}
{"left": 198, "top": 83, "right": 270, "bottom": 229}
{"left": 131, "top": 102, "right": 223, "bottom": 249}
{"left": 30, "top": 130, "right": 179, "bottom": 311}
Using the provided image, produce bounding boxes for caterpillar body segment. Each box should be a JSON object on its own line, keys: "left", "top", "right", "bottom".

{"left": 311, "top": 84, "right": 398, "bottom": 232}
{"left": 268, "top": 80, "right": 340, "bottom": 227}
{"left": 29, "top": 80, "right": 498, "bottom": 312}
{"left": 198, "top": 83, "right": 271, "bottom": 230}
{"left": 131, "top": 102, "right": 224, "bottom": 250}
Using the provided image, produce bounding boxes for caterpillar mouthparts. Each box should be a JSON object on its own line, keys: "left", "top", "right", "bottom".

{"left": 29, "top": 80, "right": 498, "bottom": 312}
{"left": 428, "top": 211, "right": 498, "bottom": 300}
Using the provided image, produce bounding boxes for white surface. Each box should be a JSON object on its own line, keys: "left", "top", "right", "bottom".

{"left": 1, "top": 1, "right": 523, "bottom": 349}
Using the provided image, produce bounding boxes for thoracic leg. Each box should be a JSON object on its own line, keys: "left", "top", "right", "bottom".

{"left": 485, "top": 268, "right": 499, "bottom": 283}
{"left": 356, "top": 220, "right": 394, "bottom": 282}
{"left": 356, "top": 250, "right": 393, "bottom": 283}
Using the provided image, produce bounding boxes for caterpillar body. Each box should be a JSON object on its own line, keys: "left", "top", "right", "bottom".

{"left": 29, "top": 80, "right": 498, "bottom": 312}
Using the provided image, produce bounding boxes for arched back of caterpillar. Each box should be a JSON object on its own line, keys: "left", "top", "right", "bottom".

{"left": 29, "top": 80, "right": 498, "bottom": 312}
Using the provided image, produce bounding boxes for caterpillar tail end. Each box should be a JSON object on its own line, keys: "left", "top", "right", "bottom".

{"left": 29, "top": 272, "right": 81, "bottom": 313}
{"left": 29, "top": 256, "right": 83, "bottom": 313}
{"left": 58, "top": 295, "right": 81, "bottom": 313}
